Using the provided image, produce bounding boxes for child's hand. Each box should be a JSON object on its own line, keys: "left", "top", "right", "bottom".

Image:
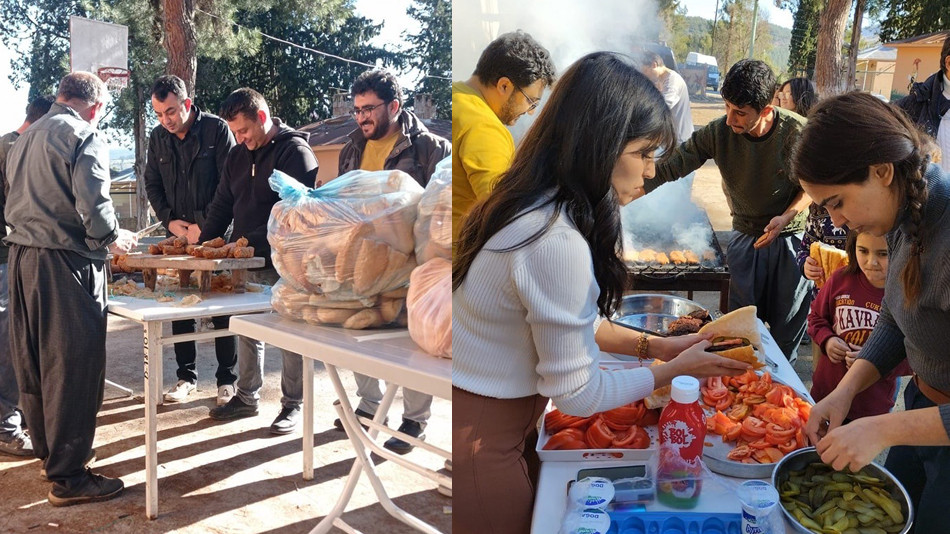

{"left": 803, "top": 256, "right": 824, "bottom": 282}
{"left": 825, "top": 337, "right": 850, "bottom": 363}
{"left": 844, "top": 343, "right": 861, "bottom": 369}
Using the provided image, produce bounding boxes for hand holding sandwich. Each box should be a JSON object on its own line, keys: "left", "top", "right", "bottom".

{"left": 649, "top": 338, "right": 752, "bottom": 390}
{"left": 803, "top": 256, "right": 824, "bottom": 283}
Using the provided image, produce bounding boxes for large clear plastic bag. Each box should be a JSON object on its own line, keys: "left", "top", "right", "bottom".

{"left": 406, "top": 257, "right": 451, "bottom": 358}
{"left": 413, "top": 157, "right": 451, "bottom": 264}
{"left": 272, "top": 279, "right": 408, "bottom": 329}
{"left": 268, "top": 169, "right": 423, "bottom": 303}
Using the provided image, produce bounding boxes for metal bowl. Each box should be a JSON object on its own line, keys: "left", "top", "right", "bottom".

{"left": 610, "top": 293, "right": 706, "bottom": 335}
{"left": 771, "top": 447, "right": 913, "bottom": 534}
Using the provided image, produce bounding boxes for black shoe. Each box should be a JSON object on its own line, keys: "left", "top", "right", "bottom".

{"left": 270, "top": 406, "right": 301, "bottom": 435}
{"left": 40, "top": 448, "right": 97, "bottom": 481}
{"left": 383, "top": 419, "right": 427, "bottom": 455}
{"left": 333, "top": 408, "right": 388, "bottom": 432}
{"left": 47, "top": 469, "right": 124, "bottom": 507}
{"left": 209, "top": 396, "right": 258, "bottom": 421}
{"left": 0, "top": 430, "right": 33, "bottom": 457}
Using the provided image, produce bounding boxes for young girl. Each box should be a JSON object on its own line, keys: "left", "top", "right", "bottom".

{"left": 808, "top": 231, "right": 910, "bottom": 420}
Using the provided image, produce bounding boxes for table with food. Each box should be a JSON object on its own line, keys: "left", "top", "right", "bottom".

{"left": 530, "top": 301, "right": 913, "bottom": 534}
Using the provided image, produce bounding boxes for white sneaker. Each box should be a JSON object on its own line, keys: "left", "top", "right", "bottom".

{"left": 164, "top": 380, "right": 196, "bottom": 402}
{"left": 217, "top": 384, "right": 236, "bottom": 406}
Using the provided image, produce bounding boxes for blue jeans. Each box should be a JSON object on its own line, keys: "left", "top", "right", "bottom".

{"left": 0, "top": 263, "right": 23, "bottom": 437}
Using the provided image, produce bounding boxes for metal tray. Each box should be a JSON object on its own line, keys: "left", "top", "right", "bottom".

{"left": 701, "top": 373, "right": 812, "bottom": 479}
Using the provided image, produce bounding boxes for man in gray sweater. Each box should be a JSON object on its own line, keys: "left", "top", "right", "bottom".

{"left": 5, "top": 72, "right": 137, "bottom": 506}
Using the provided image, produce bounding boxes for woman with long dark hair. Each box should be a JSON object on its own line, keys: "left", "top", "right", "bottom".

{"left": 452, "top": 52, "right": 751, "bottom": 534}
{"left": 798, "top": 92, "right": 950, "bottom": 533}
{"left": 777, "top": 77, "right": 818, "bottom": 116}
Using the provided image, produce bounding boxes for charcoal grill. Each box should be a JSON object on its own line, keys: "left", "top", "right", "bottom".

{"left": 623, "top": 224, "right": 731, "bottom": 313}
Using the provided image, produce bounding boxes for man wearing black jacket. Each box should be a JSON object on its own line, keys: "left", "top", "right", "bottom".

{"left": 204, "top": 88, "right": 318, "bottom": 434}
{"left": 897, "top": 34, "right": 950, "bottom": 173}
{"left": 145, "top": 75, "right": 238, "bottom": 406}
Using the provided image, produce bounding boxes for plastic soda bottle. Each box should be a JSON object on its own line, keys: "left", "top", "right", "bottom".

{"left": 656, "top": 375, "right": 706, "bottom": 508}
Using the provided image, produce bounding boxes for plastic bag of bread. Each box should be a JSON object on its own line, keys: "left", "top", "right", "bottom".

{"left": 272, "top": 280, "right": 408, "bottom": 329}
{"left": 268, "top": 169, "right": 423, "bottom": 300}
{"left": 413, "top": 157, "right": 451, "bottom": 264}
{"left": 406, "top": 257, "right": 451, "bottom": 358}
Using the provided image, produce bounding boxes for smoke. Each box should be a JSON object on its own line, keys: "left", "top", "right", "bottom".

{"left": 452, "top": 0, "right": 716, "bottom": 253}
{"left": 452, "top": 0, "right": 662, "bottom": 142}
{"left": 620, "top": 177, "right": 715, "bottom": 252}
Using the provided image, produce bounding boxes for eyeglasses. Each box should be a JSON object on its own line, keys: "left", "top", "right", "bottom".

{"left": 515, "top": 85, "right": 541, "bottom": 112}
{"left": 350, "top": 103, "right": 386, "bottom": 118}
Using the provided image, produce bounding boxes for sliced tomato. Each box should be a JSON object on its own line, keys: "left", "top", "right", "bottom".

{"left": 585, "top": 417, "right": 616, "bottom": 449}
{"left": 726, "top": 403, "right": 751, "bottom": 421}
{"left": 777, "top": 439, "right": 799, "bottom": 454}
{"left": 612, "top": 425, "right": 650, "bottom": 449}
{"left": 544, "top": 410, "right": 589, "bottom": 433}
{"left": 542, "top": 428, "right": 588, "bottom": 450}
{"left": 638, "top": 408, "right": 660, "bottom": 427}
{"left": 727, "top": 445, "right": 752, "bottom": 461}
{"left": 723, "top": 424, "right": 742, "bottom": 442}
{"left": 602, "top": 403, "right": 646, "bottom": 427}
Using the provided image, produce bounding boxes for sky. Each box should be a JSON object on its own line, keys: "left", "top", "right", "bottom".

{"left": 679, "top": 0, "right": 794, "bottom": 30}
{"left": 0, "top": 0, "right": 418, "bottom": 137}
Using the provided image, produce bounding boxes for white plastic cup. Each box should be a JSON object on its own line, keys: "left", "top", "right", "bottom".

{"left": 736, "top": 480, "right": 781, "bottom": 534}
{"left": 568, "top": 477, "right": 615, "bottom": 511}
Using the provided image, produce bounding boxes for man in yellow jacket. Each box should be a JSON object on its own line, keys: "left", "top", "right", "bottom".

{"left": 452, "top": 31, "right": 556, "bottom": 256}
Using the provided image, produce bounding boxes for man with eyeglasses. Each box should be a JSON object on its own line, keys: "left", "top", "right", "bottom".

{"left": 335, "top": 68, "right": 450, "bottom": 455}
{"left": 452, "top": 30, "right": 556, "bottom": 257}
{"left": 338, "top": 69, "right": 450, "bottom": 187}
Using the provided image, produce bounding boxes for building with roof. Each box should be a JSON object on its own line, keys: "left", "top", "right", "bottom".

{"left": 886, "top": 30, "right": 950, "bottom": 99}
{"left": 856, "top": 45, "right": 896, "bottom": 99}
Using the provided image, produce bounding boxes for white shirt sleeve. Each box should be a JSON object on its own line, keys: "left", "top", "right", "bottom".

{"left": 512, "top": 230, "right": 655, "bottom": 416}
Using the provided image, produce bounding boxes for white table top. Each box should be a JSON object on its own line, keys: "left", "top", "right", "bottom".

{"left": 530, "top": 319, "right": 805, "bottom": 533}
{"left": 229, "top": 313, "right": 452, "bottom": 400}
{"left": 108, "top": 288, "right": 273, "bottom": 322}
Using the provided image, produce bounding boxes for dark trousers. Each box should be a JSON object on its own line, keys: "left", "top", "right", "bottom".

{"left": 8, "top": 245, "right": 106, "bottom": 485}
{"left": 727, "top": 232, "right": 812, "bottom": 360}
{"left": 884, "top": 379, "right": 950, "bottom": 534}
{"left": 171, "top": 317, "right": 236, "bottom": 386}
{"left": 453, "top": 386, "right": 548, "bottom": 534}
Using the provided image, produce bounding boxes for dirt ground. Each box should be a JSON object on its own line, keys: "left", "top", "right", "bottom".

{"left": 0, "top": 312, "right": 451, "bottom": 533}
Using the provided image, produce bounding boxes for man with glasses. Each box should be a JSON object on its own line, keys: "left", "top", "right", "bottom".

{"left": 336, "top": 68, "right": 450, "bottom": 455}
{"left": 338, "top": 68, "right": 450, "bottom": 186}
{"left": 452, "top": 30, "right": 556, "bottom": 257}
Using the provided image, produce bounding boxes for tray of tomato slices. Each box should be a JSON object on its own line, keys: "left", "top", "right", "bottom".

{"left": 699, "top": 369, "right": 812, "bottom": 478}
{"left": 536, "top": 398, "right": 660, "bottom": 462}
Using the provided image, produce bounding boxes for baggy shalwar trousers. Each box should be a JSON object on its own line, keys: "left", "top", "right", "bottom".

{"left": 8, "top": 245, "right": 107, "bottom": 485}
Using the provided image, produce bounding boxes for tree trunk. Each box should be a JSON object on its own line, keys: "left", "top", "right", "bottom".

{"left": 134, "top": 82, "right": 150, "bottom": 229}
{"left": 846, "top": 0, "right": 866, "bottom": 92}
{"left": 163, "top": 0, "right": 197, "bottom": 94}
{"left": 813, "top": 0, "right": 851, "bottom": 97}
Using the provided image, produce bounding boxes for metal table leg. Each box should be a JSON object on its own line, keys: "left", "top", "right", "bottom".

{"left": 144, "top": 320, "right": 162, "bottom": 519}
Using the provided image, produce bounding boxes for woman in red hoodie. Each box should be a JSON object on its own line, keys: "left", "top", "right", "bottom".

{"left": 808, "top": 231, "right": 911, "bottom": 420}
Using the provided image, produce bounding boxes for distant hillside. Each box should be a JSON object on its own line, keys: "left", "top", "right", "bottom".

{"left": 678, "top": 16, "right": 792, "bottom": 76}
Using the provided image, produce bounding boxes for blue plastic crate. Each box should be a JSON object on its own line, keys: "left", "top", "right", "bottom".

{"left": 605, "top": 511, "right": 741, "bottom": 534}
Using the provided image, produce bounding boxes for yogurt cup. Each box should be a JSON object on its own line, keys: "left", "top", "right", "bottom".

{"left": 568, "top": 477, "right": 615, "bottom": 511}
{"left": 559, "top": 508, "right": 611, "bottom": 534}
{"left": 736, "top": 480, "right": 781, "bottom": 534}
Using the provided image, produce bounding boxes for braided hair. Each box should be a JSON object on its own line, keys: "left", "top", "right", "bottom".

{"left": 791, "top": 91, "right": 930, "bottom": 306}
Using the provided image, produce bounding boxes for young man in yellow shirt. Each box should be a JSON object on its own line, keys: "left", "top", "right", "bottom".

{"left": 452, "top": 30, "right": 556, "bottom": 255}
{"left": 336, "top": 69, "right": 451, "bottom": 454}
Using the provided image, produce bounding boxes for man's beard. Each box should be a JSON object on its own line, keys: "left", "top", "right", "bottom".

{"left": 498, "top": 94, "right": 521, "bottom": 126}
{"left": 365, "top": 113, "right": 393, "bottom": 140}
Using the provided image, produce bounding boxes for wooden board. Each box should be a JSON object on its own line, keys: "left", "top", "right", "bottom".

{"left": 124, "top": 254, "right": 264, "bottom": 271}
{"left": 124, "top": 254, "right": 265, "bottom": 293}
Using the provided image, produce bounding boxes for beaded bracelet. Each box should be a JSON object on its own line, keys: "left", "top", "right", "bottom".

{"left": 636, "top": 333, "right": 650, "bottom": 362}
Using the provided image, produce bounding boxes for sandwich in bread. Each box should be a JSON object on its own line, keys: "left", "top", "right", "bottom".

{"left": 707, "top": 336, "right": 763, "bottom": 369}
{"left": 809, "top": 241, "right": 849, "bottom": 289}
{"left": 697, "top": 305, "right": 765, "bottom": 368}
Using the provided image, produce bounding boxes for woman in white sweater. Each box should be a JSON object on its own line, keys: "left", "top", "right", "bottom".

{"left": 452, "top": 52, "right": 752, "bottom": 534}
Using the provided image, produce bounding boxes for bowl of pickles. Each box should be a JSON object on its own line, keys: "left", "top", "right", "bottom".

{"left": 771, "top": 447, "right": 912, "bottom": 534}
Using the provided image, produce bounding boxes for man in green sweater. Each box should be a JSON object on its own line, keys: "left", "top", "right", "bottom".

{"left": 641, "top": 59, "right": 811, "bottom": 361}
